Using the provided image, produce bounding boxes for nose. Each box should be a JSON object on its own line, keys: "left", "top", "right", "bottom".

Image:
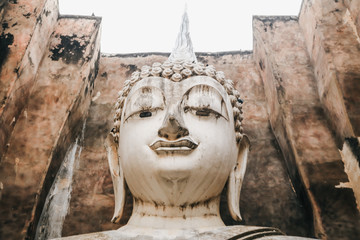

{"left": 158, "top": 113, "right": 189, "bottom": 140}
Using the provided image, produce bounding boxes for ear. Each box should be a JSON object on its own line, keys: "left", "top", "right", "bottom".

{"left": 227, "top": 135, "right": 250, "bottom": 221}
{"left": 105, "top": 133, "right": 126, "bottom": 223}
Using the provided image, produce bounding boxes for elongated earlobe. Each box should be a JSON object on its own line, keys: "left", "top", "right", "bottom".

{"left": 105, "top": 134, "right": 126, "bottom": 223}
{"left": 227, "top": 135, "right": 250, "bottom": 221}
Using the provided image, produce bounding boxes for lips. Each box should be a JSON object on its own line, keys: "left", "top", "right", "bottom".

{"left": 149, "top": 137, "right": 198, "bottom": 153}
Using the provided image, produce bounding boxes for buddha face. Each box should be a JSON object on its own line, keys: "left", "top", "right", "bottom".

{"left": 118, "top": 76, "right": 239, "bottom": 206}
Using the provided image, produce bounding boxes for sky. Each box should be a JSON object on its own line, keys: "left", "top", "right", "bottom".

{"left": 59, "top": 0, "right": 303, "bottom": 54}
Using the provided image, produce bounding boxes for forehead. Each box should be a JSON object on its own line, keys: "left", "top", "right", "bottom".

{"left": 127, "top": 76, "right": 229, "bottom": 102}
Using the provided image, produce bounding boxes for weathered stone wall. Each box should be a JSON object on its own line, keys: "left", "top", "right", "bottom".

{"left": 253, "top": 12, "right": 360, "bottom": 239}
{"left": 0, "top": 0, "right": 59, "bottom": 160}
{"left": 0, "top": 0, "right": 360, "bottom": 239}
{"left": 299, "top": 0, "right": 360, "bottom": 146}
{"left": 0, "top": 1, "right": 101, "bottom": 238}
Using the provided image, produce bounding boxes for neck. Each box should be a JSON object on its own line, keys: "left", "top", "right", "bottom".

{"left": 126, "top": 196, "right": 225, "bottom": 229}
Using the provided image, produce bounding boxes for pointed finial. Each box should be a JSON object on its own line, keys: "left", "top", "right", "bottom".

{"left": 168, "top": 5, "right": 197, "bottom": 63}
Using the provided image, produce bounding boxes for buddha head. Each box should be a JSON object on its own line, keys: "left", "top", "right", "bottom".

{"left": 105, "top": 59, "right": 250, "bottom": 226}
{"left": 105, "top": 11, "right": 250, "bottom": 229}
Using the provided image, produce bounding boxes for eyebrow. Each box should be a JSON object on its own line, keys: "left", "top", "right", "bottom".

{"left": 182, "top": 84, "right": 225, "bottom": 101}
{"left": 127, "top": 86, "right": 166, "bottom": 103}
{"left": 180, "top": 76, "right": 229, "bottom": 99}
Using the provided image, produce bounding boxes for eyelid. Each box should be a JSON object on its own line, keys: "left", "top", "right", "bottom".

{"left": 125, "top": 106, "right": 164, "bottom": 121}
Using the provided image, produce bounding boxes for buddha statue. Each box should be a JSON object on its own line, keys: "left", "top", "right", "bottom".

{"left": 58, "top": 11, "right": 315, "bottom": 240}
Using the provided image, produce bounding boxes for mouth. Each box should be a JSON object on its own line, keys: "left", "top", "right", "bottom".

{"left": 149, "top": 137, "right": 199, "bottom": 153}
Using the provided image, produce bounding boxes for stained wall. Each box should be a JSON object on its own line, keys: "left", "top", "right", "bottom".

{"left": 0, "top": 0, "right": 360, "bottom": 239}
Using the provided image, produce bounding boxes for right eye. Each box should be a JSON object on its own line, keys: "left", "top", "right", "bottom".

{"left": 125, "top": 107, "right": 164, "bottom": 121}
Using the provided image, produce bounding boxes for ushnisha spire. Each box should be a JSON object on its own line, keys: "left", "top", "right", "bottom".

{"left": 168, "top": 7, "right": 197, "bottom": 63}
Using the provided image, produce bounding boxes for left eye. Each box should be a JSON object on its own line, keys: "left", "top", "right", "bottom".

{"left": 184, "top": 106, "right": 222, "bottom": 119}
{"left": 195, "top": 109, "right": 211, "bottom": 117}
{"left": 139, "top": 111, "right": 152, "bottom": 118}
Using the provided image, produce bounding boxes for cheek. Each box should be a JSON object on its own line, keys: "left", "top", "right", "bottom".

{"left": 121, "top": 112, "right": 164, "bottom": 144}
{"left": 185, "top": 115, "right": 235, "bottom": 146}
{"left": 185, "top": 115, "right": 237, "bottom": 167}
{"left": 118, "top": 112, "right": 165, "bottom": 164}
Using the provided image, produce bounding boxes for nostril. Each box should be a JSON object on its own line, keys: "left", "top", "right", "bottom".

{"left": 176, "top": 134, "right": 181, "bottom": 139}
{"left": 184, "top": 129, "right": 189, "bottom": 136}
{"left": 164, "top": 134, "right": 169, "bottom": 139}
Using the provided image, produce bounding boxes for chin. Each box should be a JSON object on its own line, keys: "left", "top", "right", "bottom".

{"left": 157, "top": 168, "right": 191, "bottom": 182}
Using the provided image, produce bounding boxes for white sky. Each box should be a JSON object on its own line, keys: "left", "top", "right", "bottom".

{"left": 59, "top": 0, "right": 303, "bottom": 54}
